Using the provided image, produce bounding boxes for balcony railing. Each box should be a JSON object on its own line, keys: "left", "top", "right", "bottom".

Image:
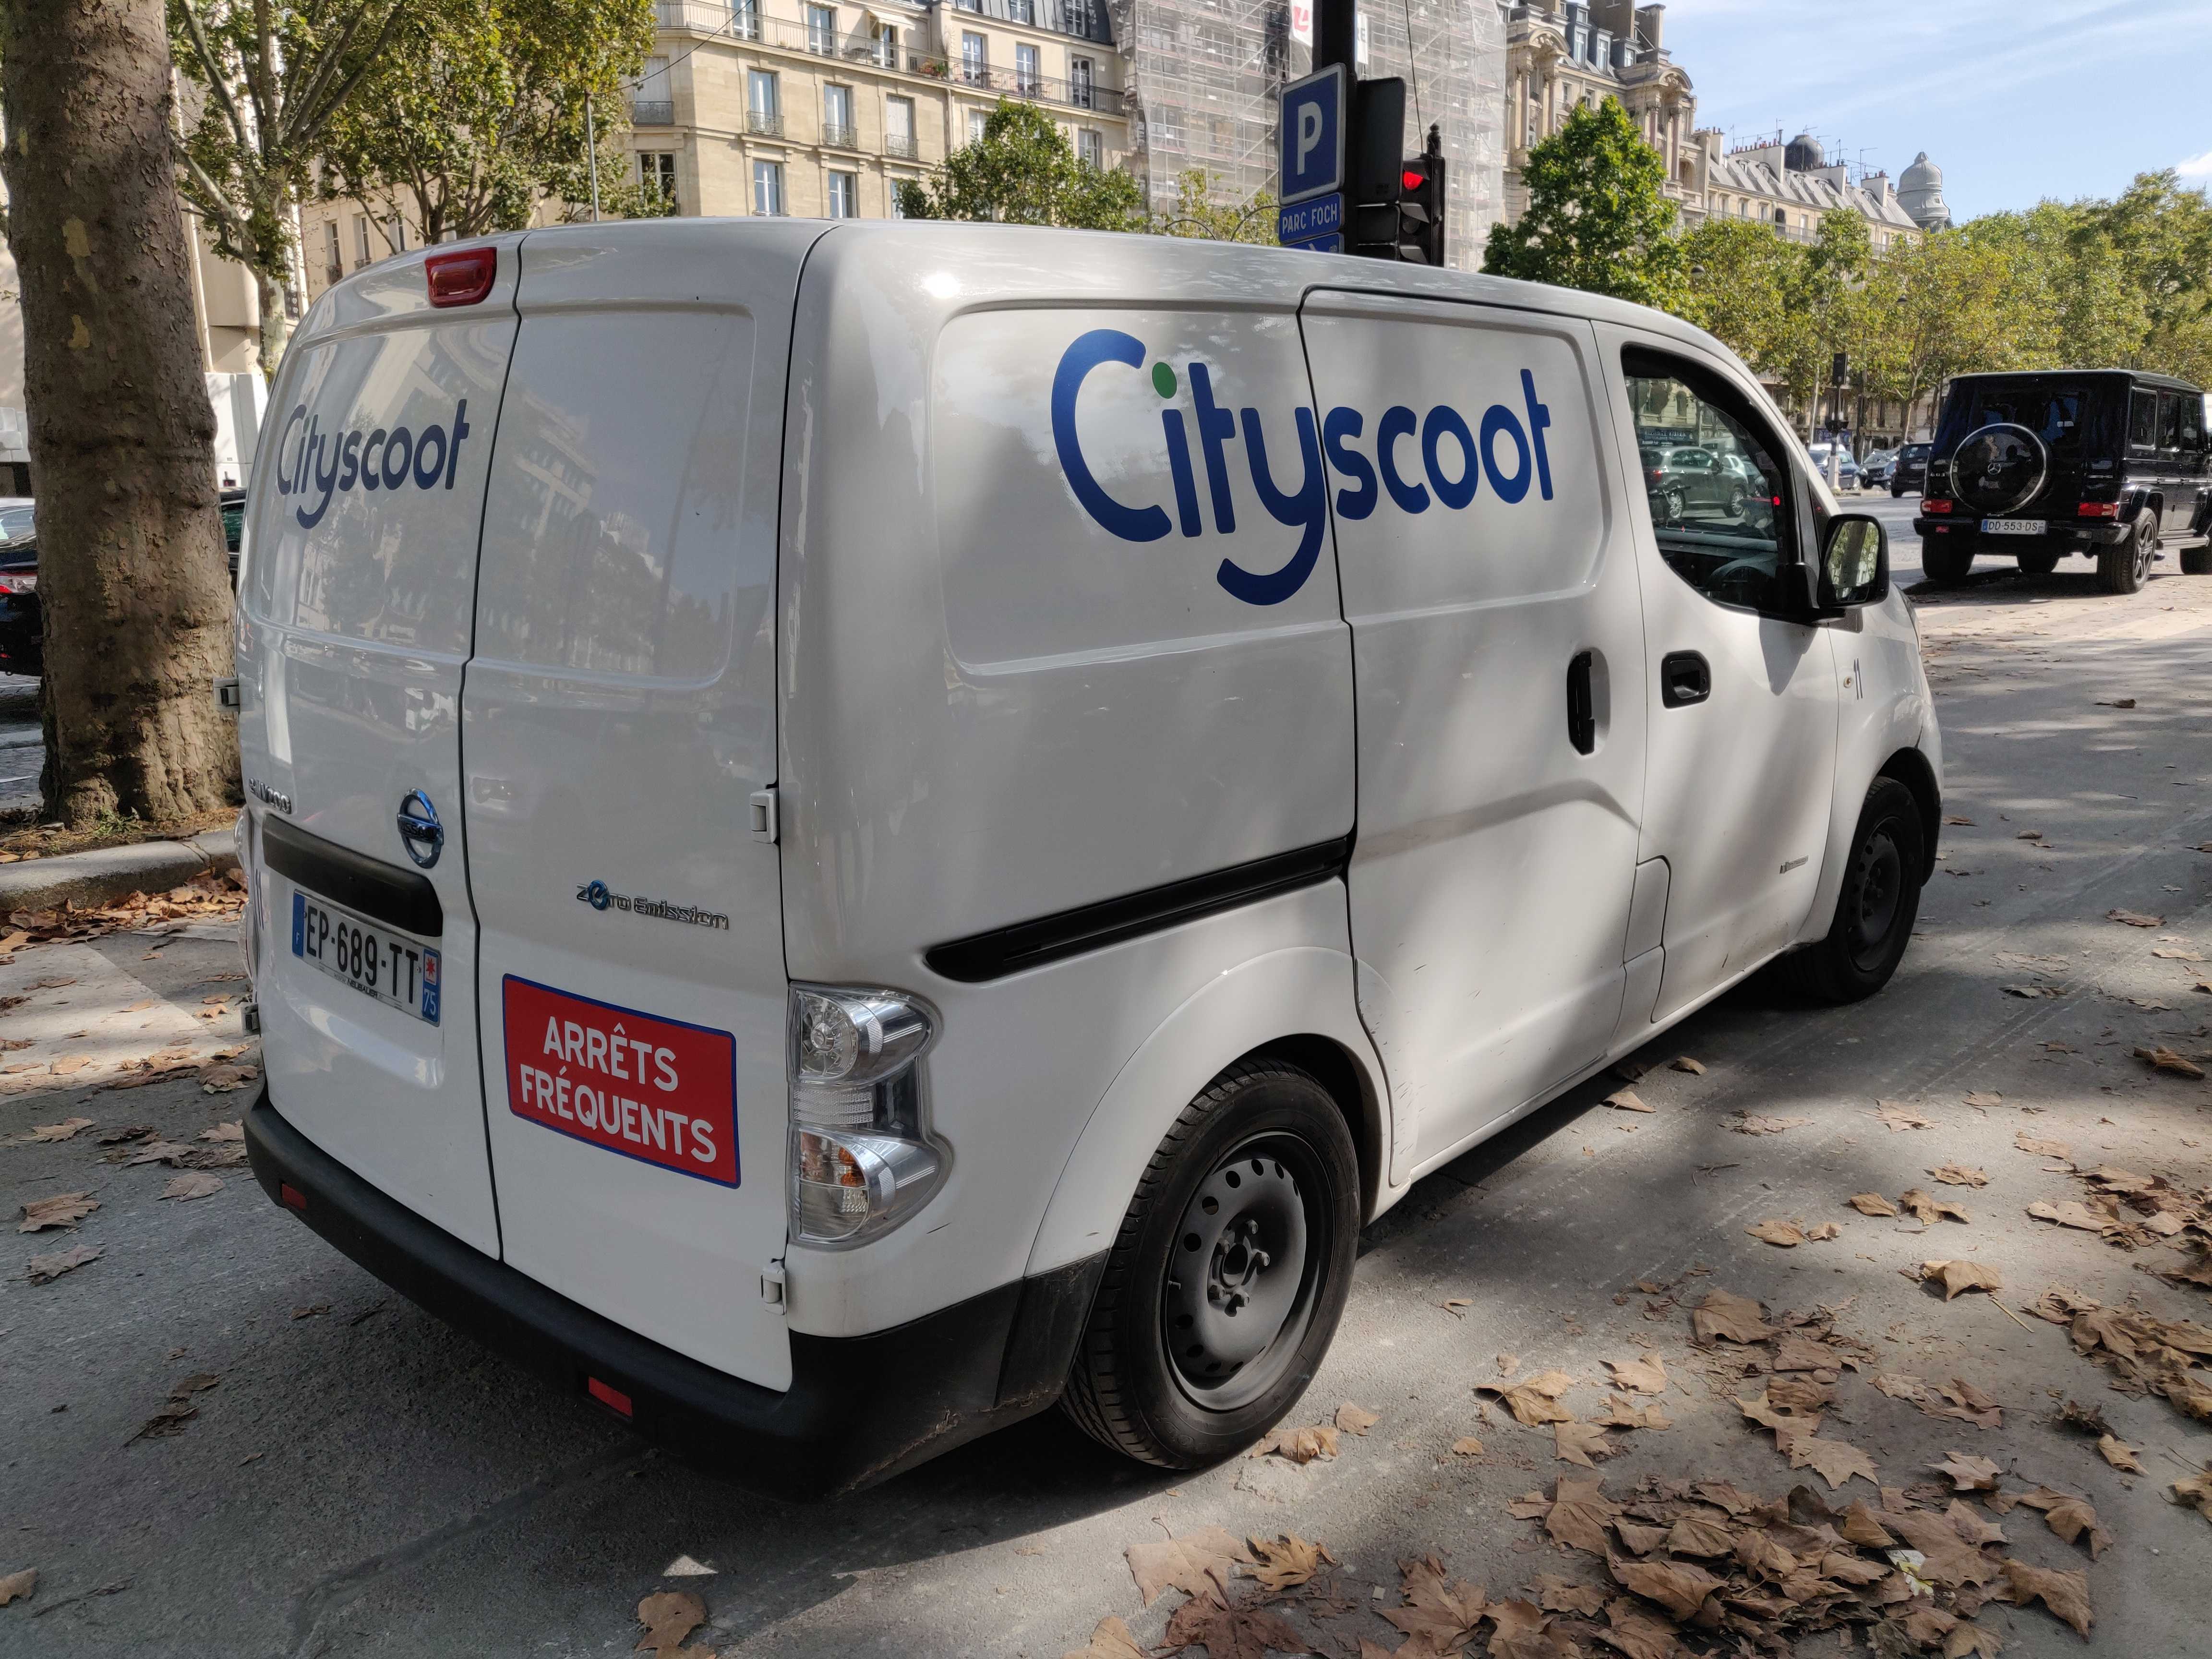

{"left": 820, "top": 121, "right": 858, "bottom": 149}
{"left": 746, "top": 109, "right": 783, "bottom": 136}
{"left": 885, "top": 131, "right": 917, "bottom": 159}
{"left": 631, "top": 98, "right": 675, "bottom": 126}
{"left": 651, "top": 6, "right": 1124, "bottom": 114}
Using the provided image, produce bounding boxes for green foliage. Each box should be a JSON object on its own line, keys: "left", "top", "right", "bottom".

{"left": 1154, "top": 168, "right": 1277, "bottom": 245}
{"left": 320, "top": 0, "right": 661, "bottom": 240}
{"left": 895, "top": 99, "right": 1143, "bottom": 230}
{"left": 1482, "top": 96, "right": 1684, "bottom": 310}
{"left": 170, "top": 0, "right": 417, "bottom": 371}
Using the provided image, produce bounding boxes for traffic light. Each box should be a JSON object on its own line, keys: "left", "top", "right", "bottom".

{"left": 1396, "top": 140, "right": 1445, "bottom": 265}
{"left": 1346, "top": 78, "right": 1406, "bottom": 259}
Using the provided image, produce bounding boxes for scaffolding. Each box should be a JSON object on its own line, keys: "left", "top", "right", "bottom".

{"left": 1112, "top": 0, "right": 1505, "bottom": 269}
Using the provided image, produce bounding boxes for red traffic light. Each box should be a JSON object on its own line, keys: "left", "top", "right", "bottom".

{"left": 1402, "top": 168, "right": 1427, "bottom": 192}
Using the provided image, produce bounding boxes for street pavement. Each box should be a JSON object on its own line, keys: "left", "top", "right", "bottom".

{"left": 9, "top": 502, "right": 2212, "bottom": 1658}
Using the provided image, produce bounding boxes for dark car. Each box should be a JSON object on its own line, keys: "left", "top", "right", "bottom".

{"left": 1914, "top": 371, "right": 2212, "bottom": 593}
{"left": 1642, "top": 444, "right": 1756, "bottom": 521}
{"left": 0, "top": 488, "right": 247, "bottom": 677}
{"left": 1890, "top": 441, "right": 1932, "bottom": 497}
{"left": 1860, "top": 448, "right": 1896, "bottom": 487}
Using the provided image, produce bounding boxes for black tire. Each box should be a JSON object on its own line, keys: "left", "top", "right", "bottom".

{"left": 1920, "top": 538, "right": 1974, "bottom": 585}
{"left": 1663, "top": 486, "right": 1685, "bottom": 521}
{"left": 1775, "top": 777, "right": 1924, "bottom": 1005}
{"left": 2016, "top": 548, "right": 2061, "bottom": 577}
{"left": 1061, "top": 1060, "right": 1360, "bottom": 1468}
{"left": 2181, "top": 541, "right": 2212, "bottom": 576}
{"left": 1891, "top": 483, "right": 1903, "bottom": 498}
{"left": 2098, "top": 514, "right": 2155, "bottom": 595}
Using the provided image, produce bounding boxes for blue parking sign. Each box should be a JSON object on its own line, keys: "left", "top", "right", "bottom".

{"left": 1279, "top": 65, "right": 1345, "bottom": 206}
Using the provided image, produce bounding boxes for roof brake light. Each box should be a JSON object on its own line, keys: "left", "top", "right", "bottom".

{"left": 425, "top": 247, "right": 496, "bottom": 308}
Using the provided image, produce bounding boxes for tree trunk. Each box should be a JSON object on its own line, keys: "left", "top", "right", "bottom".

{"left": 255, "top": 268, "right": 292, "bottom": 380}
{"left": 0, "top": 0, "right": 240, "bottom": 826}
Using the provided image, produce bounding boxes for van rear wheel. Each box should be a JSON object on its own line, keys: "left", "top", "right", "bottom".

{"left": 1061, "top": 1060, "right": 1359, "bottom": 1468}
{"left": 1774, "top": 777, "right": 1924, "bottom": 1005}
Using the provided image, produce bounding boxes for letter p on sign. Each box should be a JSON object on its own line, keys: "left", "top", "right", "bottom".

{"left": 1298, "top": 104, "right": 1322, "bottom": 169}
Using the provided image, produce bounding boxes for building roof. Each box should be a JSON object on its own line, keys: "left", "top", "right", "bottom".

{"left": 1708, "top": 149, "right": 1921, "bottom": 231}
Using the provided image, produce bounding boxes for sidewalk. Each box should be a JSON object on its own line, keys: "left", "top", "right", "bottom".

{"left": 0, "top": 827, "right": 239, "bottom": 916}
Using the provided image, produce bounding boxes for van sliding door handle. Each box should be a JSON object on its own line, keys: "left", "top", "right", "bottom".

{"left": 1565, "top": 650, "right": 1596, "bottom": 754}
{"left": 1660, "top": 650, "right": 1710, "bottom": 709}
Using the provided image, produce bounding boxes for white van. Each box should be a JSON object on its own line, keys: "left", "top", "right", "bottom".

{"left": 234, "top": 221, "right": 1940, "bottom": 1496}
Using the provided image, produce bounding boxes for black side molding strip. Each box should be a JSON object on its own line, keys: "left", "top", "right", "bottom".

{"left": 925, "top": 835, "right": 1351, "bottom": 984}
{"left": 261, "top": 815, "right": 445, "bottom": 938}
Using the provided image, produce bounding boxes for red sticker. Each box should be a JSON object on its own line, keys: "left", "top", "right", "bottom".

{"left": 502, "top": 976, "right": 738, "bottom": 1186}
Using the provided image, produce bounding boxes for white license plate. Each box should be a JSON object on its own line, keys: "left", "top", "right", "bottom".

{"left": 291, "top": 889, "right": 441, "bottom": 1024}
{"left": 1982, "top": 518, "right": 2046, "bottom": 536}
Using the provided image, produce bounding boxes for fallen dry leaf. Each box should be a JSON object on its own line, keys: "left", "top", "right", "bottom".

{"left": 1062, "top": 1615, "right": 1146, "bottom": 1659}
{"left": 2109, "top": 908, "right": 2162, "bottom": 927}
{"left": 1930, "top": 1164, "right": 1988, "bottom": 1188}
{"left": 1334, "top": 1401, "right": 1379, "bottom": 1437}
{"left": 1691, "top": 1288, "right": 1773, "bottom": 1345}
{"left": 18, "top": 1191, "right": 97, "bottom": 1232}
{"left": 2015, "top": 1130, "right": 2071, "bottom": 1159}
{"left": 27, "top": 1117, "right": 95, "bottom": 1142}
{"left": 2171, "top": 1464, "right": 2212, "bottom": 1520}
{"left": 200, "top": 1064, "right": 258, "bottom": 1093}
{"left": 1383, "top": 1553, "right": 1488, "bottom": 1656}
{"left": 1249, "top": 1421, "right": 1339, "bottom": 1463}
{"left": 1533, "top": 1575, "right": 1609, "bottom": 1617}
{"left": 1608, "top": 1555, "right": 1724, "bottom": 1623}
{"left": 1962, "top": 1091, "right": 2004, "bottom": 1108}
{"left": 1789, "top": 1434, "right": 1879, "bottom": 1490}
{"left": 2135, "top": 1045, "right": 2205, "bottom": 1079}
{"left": 128, "top": 1371, "right": 219, "bottom": 1443}
{"left": 1441, "top": 1298, "right": 1473, "bottom": 1317}
{"left": 1670, "top": 1057, "right": 1705, "bottom": 1075}
{"left": 2027, "top": 1199, "right": 2109, "bottom": 1233}
{"left": 1603, "top": 1355, "right": 1667, "bottom": 1395}
{"left": 2096, "top": 1433, "right": 2143, "bottom": 1473}
{"left": 2153, "top": 947, "right": 2205, "bottom": 961}
{"left": 1451, "top": 1435, "right": 1484, "bottom": 1456}
{"left": 1934, "top": 1452, "right": 2002, "bottom": 1491}
{"left": 161, "top": 1173, "right": 223, "bottom": 1202}
{"left": 26, "top": 1242, "right": 102, "bottom": 1284}
{"left": 1899, "top": 1188, "right": 1972, "bottom": 1225}
{"left": 1165, "top": 1594, "right": 1307, "bottom": 1659}
{"left": 1126, "top": 1527, "right": 1250, "bottom": 1606}
{"left": 1605, "top": 1090, "right": 1654, "bottom": 1113}
{"left": 1874, "top": 1102, "right": 1935, "bottom": 1131}
{"left": 1747, "top": 1218, "right": 1808, "bottom": 1248}
{"left": 1922, "top": 1260, "right": 2003, "bottom": 1300}
{"left": 1849, "top": 1192, "right": 1899, "bottom": 1216}
{"left": 1544, "top": 1477, "right": 1622, "bottom": 1555}
{"left": 1996, "top": 1556, "right": 2092, "bottom": 1636}
{"left": 1487, "top": 1370, "right": 1578, "bottom": 1427}
{"left": 1554, "top": 1420, "right": 1617, "bottom": 1467}
{"left": 1732, "top": 1114, "right": 1809, "bottom": 1135}
{"left": 0, "top": 1568, "right": 33, "bottom": 1606}
{"left": 1246, "top": 1533, "right": 1334, "bottom": 1593}
{"left": 1596, "top": 1596, "right": 1681, "bottom": 1659}
{"left": 197, "top": 1120, "right": 246, "bottom": 1143}
{"left": 635, "top": 1589, "right": 708, "bottom": 1653}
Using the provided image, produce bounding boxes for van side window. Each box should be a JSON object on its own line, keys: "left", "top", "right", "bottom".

{"left": 1622, "top": 347, "right": 1797, "bottom": 614}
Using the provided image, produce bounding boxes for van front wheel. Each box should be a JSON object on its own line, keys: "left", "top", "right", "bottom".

{"left": 1061, "top": 1061, "right": 1360, "bottom": 1468}
{"left": 1775, "top": 777, "right": 1925, "bottom": 1005}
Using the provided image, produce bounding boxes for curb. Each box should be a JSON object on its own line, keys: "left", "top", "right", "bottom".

{"left": 0, "top": 828, "right": 239, "bottom": 916}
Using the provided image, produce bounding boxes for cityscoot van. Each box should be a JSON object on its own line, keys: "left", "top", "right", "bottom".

{"left": 235, "top": 220, "right": 1941, "bottom": 1497}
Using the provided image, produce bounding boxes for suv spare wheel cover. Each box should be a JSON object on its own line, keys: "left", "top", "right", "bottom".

{"left": 1950, "top": 423, "right": 2047, "bottom": 516}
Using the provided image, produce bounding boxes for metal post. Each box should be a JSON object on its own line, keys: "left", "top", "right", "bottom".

{"left": 585, "top": 95, "right": 602, "bottom": 223}
{"left": 1314, "top": 0, "right": 1355, "bottom": 75}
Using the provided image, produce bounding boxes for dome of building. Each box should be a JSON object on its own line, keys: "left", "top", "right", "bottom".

{"left": 1897, "top": 150, "right": 1951, "bottom": 230}
{"left": 1784, "top": 131, "right": 1825, "bottom": 172}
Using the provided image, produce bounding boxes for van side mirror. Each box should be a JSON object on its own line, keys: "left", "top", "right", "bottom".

{"left": 1818, "top": 513, "right": 1888, "bottom": 610}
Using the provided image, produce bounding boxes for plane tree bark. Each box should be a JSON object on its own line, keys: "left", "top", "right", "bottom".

{"left": 0, "top": 0, "right": 240, "bottom": 824}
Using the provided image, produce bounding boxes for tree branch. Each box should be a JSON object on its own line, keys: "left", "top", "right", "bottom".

{"left": 172, "top": 0, "right": 253, "bottom": 156}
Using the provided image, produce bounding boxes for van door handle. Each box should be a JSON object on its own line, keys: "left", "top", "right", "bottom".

{"left": 1660, "top": 650, "right": 1710, "bottom": 709}
{"left": 1565, "top": 650, "right": 1596, "bottom": 754}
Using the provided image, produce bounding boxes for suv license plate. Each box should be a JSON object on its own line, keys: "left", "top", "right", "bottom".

{"left": 291, "top": 890, "right": 441, "bottom": 1024}
{"left": 1982, "top": 518, "right": 2046, "bottom": 536}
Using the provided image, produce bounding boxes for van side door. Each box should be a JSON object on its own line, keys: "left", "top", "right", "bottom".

{"left": 1595, "top": 328, "right": 1838, "bottom": 1023}
{"left": 1300, "top": 293, "right": 1647, "bottom": 1172}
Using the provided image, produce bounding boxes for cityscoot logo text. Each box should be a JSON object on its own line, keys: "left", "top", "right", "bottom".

{"left": 1050, "top": 328, "right": 1558, "bottom": 607}
{"left": 576, "top": 879, "right": 731, "bottom": 932}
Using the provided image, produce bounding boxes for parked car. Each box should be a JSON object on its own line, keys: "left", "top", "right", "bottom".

{"left": 1915, "top": 370, "right": 2212, "bottom": 592}
{"left": 1890, "top": 441, "right": 1932, "bottom": 497}
{"left": 1641, "top": 443, "right": 1760, "bottom": 520}
{"left": 1859, "top": 449, "right": 1896, "bottom": 487}
{"left": 1806, "top": 442, "right": 1861, "bottom": 488}
{"left": 235, "top": 224, "right": 1939, "bottom": 1497}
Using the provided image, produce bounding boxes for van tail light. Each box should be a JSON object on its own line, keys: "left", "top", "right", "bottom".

{"left": 425, "top": 247, "right": 496, "bottom": 308}
{"left": 788, "top": 986, "right": 948, "bottom": 1246}
{"left": 585, "top": 1377, "right": 634, "bottom": 1419}
{"left": 1923, "top": 498, "right": 1953, "bottom": 514}
{"left": 2078, "top": 502, "right": 2119, "bottom": 518}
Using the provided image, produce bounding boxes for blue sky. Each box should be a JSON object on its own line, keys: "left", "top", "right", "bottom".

{"left": 1660, "top": 0, "right": 2211, "bottom": 219}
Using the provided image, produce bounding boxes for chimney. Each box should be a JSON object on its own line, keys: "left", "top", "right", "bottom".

{"left": 1635, "top": 3, "right": 1663, "bottom": 50}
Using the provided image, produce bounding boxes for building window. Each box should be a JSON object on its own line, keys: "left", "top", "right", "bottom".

{"left": 1070, "top": 55, "right": 1094, "bottom": 108}
{"left": 822, "top": 82, "right": 854, "bottom": 147}
{"left": 1008, "top": 0, "right": 1034, "bottom": 20}
{"left": 1076, "top": 127, "right": 1103, "bottom": 169}
{"left": 956, "top": 0, "right": 978, "bottom": 10}
{"left": 806, "top": 2, "right": 836, "bottom": 54}
{"left": 753, "top": 159, "right": 786, "bottom": 216}
{"left": 885, "top": 94, "right": 916, "bottom": 159}
{"left": 890, "top": 178, "right": 910, "bottom": 217}
{"left": 748, "top": 68, "right": 781, "bottom": 136}
{"left": 827, "top": 170, "right": 857, "bottom": 218}
{"left": 387, "top": 216, "right": 407, "bottom": 254}
{"left": 968, "top": 108, "right": 988, "bottom": 145}
{"left": 640, "top": 151, "right": 678, "bottom": 213}
{"left": 353, "top": 213, "right": 372, "bottom": 267}
{"left": 961, "top": 31, "right": 987, "bottom": 84}
{"left": 322, "top": 220, "right": 342, "bottom": 287}
{"left": 871, "top": 19, "right": 898, "bottom": 66}
{"left": 1015, "top": 43, "right": 1040, "bottom": 95}
{"left": 733, "top": 0, "right": 760, "bottom": 39}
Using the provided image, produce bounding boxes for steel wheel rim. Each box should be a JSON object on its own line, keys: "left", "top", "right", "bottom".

{"left": 1847, "top": 819, "right": 1905, "bottom": 972}
{"left": 1162, "top": 1133, "right": 1326, "bottom": 1412}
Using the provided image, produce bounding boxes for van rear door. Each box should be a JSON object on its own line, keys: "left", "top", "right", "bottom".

{"left": 465, "top": 221, "right": 825, "bottom": 1390}
{"left": 238, "top": 240, "right": 523, "bottom": 1254}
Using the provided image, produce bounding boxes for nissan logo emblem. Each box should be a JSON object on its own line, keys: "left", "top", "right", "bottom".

{"left": 397, "top": 791, "right": 445, "bottom": 869}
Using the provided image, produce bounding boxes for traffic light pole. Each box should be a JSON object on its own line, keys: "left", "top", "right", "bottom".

{"left": 1313, "top": 0, "right": 1355, "bottom": 76}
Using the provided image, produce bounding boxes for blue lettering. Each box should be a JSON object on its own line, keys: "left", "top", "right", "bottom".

{"left": 382, "top": 427, "right": 414, "bottom": 491}
{"left": 1377, "top": 406, "right": 1429, "bottom": 514}
{"left": 276, "top": 405, "right": 307, "bottom": 495}
{"left": 1421, "top": 405, "right": 1479, "bottom": 510}
{"left": 1220, "top": 407, "right": 1325, "bottom": 607}
{"left": 1050, "top": 330, "right": 1170, "bottom": 543}
{"left": 1322, "top": 407, "right": 1376, "bottom": 520}
{"left": 1161, "top": 410, "right": 1203, "bottom": 538}
{"left": 361, "top": 430, "right": 386, "bottom": 491}
{"left": 1481, "top": 405, "right": 1532, "bottom": 503}
{"left": 1188, "top": 363, "right": 1238, "bottom": 535}
{"left": 445, "top": 398, "right": 469, "bottom": 488}
{"left": 295, "top": 426, "right": 342, "bottom": 529}
{"left": 1521, "top": 369, "right": 1554, "bottom": 501}
{"left": 412, "top": 423, "right": 447, "bottom": 489}
{"left": 337, "top": 430, "right": 362, "bottom": 493}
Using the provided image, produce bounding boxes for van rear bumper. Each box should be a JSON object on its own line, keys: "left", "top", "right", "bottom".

{"left": 244, "top": 1092, "right": 1104, "bottom": 1499}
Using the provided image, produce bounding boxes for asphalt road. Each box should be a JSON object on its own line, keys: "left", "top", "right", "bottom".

{"left": 9, "top": 502, "right": 2212, "bottom": 1659}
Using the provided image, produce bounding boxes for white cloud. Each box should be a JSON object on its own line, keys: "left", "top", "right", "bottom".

{"left": 2178, "top": 150, "right": 2212, "bottom": 179}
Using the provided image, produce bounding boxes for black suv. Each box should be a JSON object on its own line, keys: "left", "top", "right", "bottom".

{"left": 1890, "top": 441, "right": 1931, "bottom": 496}
{"left": 1914, "top": 370, "right": 2212, "bottom": 593}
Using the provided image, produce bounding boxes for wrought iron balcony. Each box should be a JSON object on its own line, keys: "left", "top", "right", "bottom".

{"left": 885, "top": 131, "right": 917, "bottom": 159}
{"left": 631, "top": 98, "right": 675, "bottom": 126}
{"left": 746, "top": 109, "right": 783, "bottom": 137}
{"left": 820, "top": 121, "right": 858, "bottom": 149}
